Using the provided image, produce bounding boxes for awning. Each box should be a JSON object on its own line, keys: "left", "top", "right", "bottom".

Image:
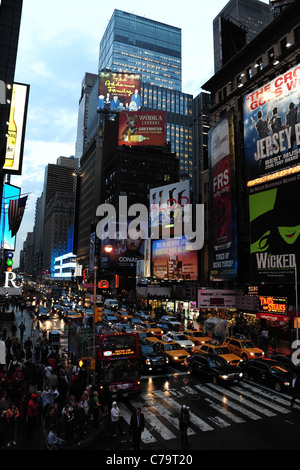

{"left": 256, "top": 312, "right": 290, "bottom": 322}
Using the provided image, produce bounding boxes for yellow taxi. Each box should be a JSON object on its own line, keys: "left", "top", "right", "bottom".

{"left": 192, "top": 342, "right": 243, "bottom": 366}
{"left": 223, "top": 337, "right": 264, "bottom": 361}
{"left": 152, "top": 339, "right": 190, "bottom": 365}
{"left": 115, "top": 310, "right": 133, "bottom": 322}
{"left": 183, "top": 330, "right": 211, "bottom": 346}
{"left": 135, "top": 327, "right": 160, "bottom": 343}
{"left": 139, "top": 321, "right": 163, "bottom": 338}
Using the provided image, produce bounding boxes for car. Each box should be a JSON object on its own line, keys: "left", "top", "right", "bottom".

{"left": 139, "top": 342, "right": 169, "bottom": 373}
{"left": 183, "top": 330, "right": 211, "bottom": 346}
{"left": 52, "top": 303, "right": 61, "bottom": 313}
{"left": 37, "top": 306, "right": 51, "bottom": 320}
{"left": 152, "top": 339, "right": 190, "bottom": 365}
{"left": 140, "top": 312, "right": 153, "bottom": 321}
{"left": 269, "top": 354, "right": 300, "bottom": 376}
{"left": 223, "top": 337, "right": 264, "bottom": 361}
{"left": 241, "top": 357, "right": 291, "bottom": 392}
{"left": 113, "top": 322, "right": 133, "bottom": 332}
{"left": 116, "top": 310, "right": 133, "bottom": 322}
{"left": 166, "top": 320, "right": 183, "bottom": 332}
{"left": 162, "top": 332, "right": 195, "bottom": 351}
{"left": 139, "top": 321, "right": 163, "bottom": 338}
{"left": 135, "top": 330, "right": 158, "bottom": 343}
{"left": 104, "top": 299, "right": 119, "bottom": 310}
{"left": 192, "top": 343, "right": 243, "bottom": 366}
{"left": 156, "top": 321, "right": 170, "bottom": 333}
{"left": 187, "top": 354, "right": 244, "bottom": 385}
{"left": 84, "top": 308, "right": 94, "bottom": 316}
{"left": 161, "top": 316, "right": 177, "bottom": 322}
{"left": 102, "top": 313, "right": 118, "bottom": 326}
{"left": 130, "top": 317, "right": 142, "bottom": 327}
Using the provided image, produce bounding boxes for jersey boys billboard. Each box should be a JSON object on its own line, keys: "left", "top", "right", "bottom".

{"left": 118, "top": 111, "right": 165, "bottom": 147}
{"left": 244, "top": 63, "right": 300, "bottom": 185}
{"left": 208, "top": 114, "right": 237, "bottom": 281}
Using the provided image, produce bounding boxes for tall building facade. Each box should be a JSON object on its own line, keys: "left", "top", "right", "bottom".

{"left": 213, "top": 0, "right": 272, "bottom": 72}
{"left": 99, "top": 9, "right": 182, "bottom": 91}
{"left": 0, "top": 0, "right": 23, "bottom": 219}
{"left": 41, "top": 156, "right": 77, "bottom": 273}
{"left": 75, "top": 72, "right": 98, "bottom": 159}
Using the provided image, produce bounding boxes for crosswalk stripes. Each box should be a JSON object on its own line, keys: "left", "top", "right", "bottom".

{"left": 118, "top": 381, "right": 294, "bottom": 446}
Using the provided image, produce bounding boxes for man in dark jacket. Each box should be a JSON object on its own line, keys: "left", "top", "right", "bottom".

{"left": 129, "top": 407, "right": 145, "bottom": 450}
{"left": 290, "top": 372, "right": 300, "bottom": 407}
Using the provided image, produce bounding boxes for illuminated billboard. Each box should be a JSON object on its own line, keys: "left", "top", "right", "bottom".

{"left": 149, "top": 180, "right": 190, "bottom": 233}
{"left": 249, "top": 174, "right": 300, "bottom": 282}
{"left": 208, "top": 114, "right": 237, "bottom": 281}
{"left": 98, "top": 72, "right": 142, "bottom": 112}
{"left": 244, "top": 63, "right": 300, "bottom": 185}
{"left": 3, "top": 83, "right": 29, "bottom": 175}
{"left": 152, "top": 237, "right": 198, "bottom": 280}
{"left": 0, "top": 183, "right": 21, "bottom": 250}
{"left": 118, "top": 111, "right": 165, "bottom": 146}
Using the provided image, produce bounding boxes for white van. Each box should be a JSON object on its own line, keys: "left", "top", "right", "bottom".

{"left": 104, "top": 299, "right": 119, "bottom": 310}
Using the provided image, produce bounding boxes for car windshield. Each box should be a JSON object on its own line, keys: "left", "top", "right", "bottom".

{"left": 147, "top": 323, "right": 158, "bottom": 328}
{"left": 190, "top": 332, "right": 206, "bottom": 337}
{"left": 215, "top": 347, "right": 230, "bottom": 354}
{"left": 208, "top": 356, "right": 227, "bottom": 368}
{"left": 174, "top": 335, "right": 188, "bottom": 341}
{"left": 165, "top": 343, "right": 182, "bottom": 351}
{"left": 270, "top": 365, "right": 289, "bottom": 375}
{"left": 141, "top": 345, "right": 155, "bottom": 354}
{"left": 240, "top": 341, "right": 256, "bottom": 349}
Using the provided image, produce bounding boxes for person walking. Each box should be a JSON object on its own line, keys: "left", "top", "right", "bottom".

{"left": 129, "top": 407, "right": 145, "bottom": 450}
{"left": 110, "top": 401, "right": 125, "bottom": 437}
{"left": 290, "top": 372, "right": 300, "bottom": 407}
{"left": 179, "top": 405, "right": 190, "bottom": 446}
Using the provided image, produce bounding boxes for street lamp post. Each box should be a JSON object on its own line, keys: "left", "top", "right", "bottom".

{"left": 92, "top": 264, "right": 98, "bottom": 385}
{"left": 295, "top": 263, "right": 298, "bottom": 343}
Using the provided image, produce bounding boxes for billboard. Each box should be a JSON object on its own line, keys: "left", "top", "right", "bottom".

{"left": 3, "top": 83, "right": 29, "bottom": 175}
{"left": 0, "top": 183, "right": 21, "bottom": 250}
{"left": 149, "top": 180, "right": 190, "bottom": 234}
{"left": 244, "top": 63, "right": 300, "bottom": 185}
{"left": 208, "top": 114, "right": 238, "bottom": 281}
{"left": 100, "top": 220, "right": 146, "bottom": 271}
{"left": 97, "top": 72, "right": 142, "bottom": 112}
{"left": 249, "top": 174, "right": 300, "bottom": 282}
{"left": 118, "top": 111, "right": 165, "bottom": 146}
{"left": 152, "top": 237, "right": 198, "bottom": 280}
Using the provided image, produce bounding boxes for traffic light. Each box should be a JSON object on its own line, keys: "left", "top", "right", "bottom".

{"left": 6, "top": 252, "right": 14, "bottom": 272}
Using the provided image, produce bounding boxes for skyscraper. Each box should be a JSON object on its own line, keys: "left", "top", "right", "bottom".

{"left": 99, "top": 9, "right": 182, "bottom": 91}
{"left": 213, "top": 0, "right": 271, "bottom": 72}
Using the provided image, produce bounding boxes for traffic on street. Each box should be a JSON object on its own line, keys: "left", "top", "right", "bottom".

{"left": 0, "top": 286, "right": 300, "bottom": 453}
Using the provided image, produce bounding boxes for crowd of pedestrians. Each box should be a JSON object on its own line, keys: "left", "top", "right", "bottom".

{"left": 0, "top": 316, "right": 117, "bottom": 450}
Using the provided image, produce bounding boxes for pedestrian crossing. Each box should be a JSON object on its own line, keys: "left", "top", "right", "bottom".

{"left": 118, "top": 381, "right": 298, "bottom": 445}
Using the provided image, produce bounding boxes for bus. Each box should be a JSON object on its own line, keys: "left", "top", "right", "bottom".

{"left": 96, "top": 331, "right": 141, "bottom": 396}
{"left": 68, "top": 324, "right": 141, "bottom": 397}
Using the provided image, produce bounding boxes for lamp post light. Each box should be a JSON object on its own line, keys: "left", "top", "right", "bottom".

{"left": 92, "top": 263, "right": 98, "bottom": 385}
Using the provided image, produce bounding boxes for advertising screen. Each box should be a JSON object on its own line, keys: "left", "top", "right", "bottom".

{"left": 98, "top": 72, "right": 142, "bottom": 112}
{"left": 118, "top": 111, "right": 165, "bottom": 146}
{"left": 152, "top": 237, "right": 198, "bottom": 280}
{"left": 149, "top": 180, "right": 190, "bottom": 233}
{"left": 208, "top": 114, "right": 237, "bottom": 281}
{"left": 0, "top": 183, "right": 21, "bottom": 250}
{"left": 249, "top": 174, "right": 300, "bottom": 282}
{"left": 244, "top": 63, "right": 300, "bottom": 185}
{"left": 3, "top": 83, "right": 29, "bottom": 175}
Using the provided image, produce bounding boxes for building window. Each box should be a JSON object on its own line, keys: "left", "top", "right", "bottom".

{"left": 255, "top": 57, "right": 263, "bottom": 72}
{"left": 280, "top": 37, "right": 287, "bottom": 54}
{"left": 268, "top": 48, "right": 275, "bottom": 64}
{"left": 246, "top": 67, "right": 252, "bottom": 80}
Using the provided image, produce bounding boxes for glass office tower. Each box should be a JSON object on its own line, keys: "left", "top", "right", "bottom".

{"left": 99, "top": 9, "right": 182, "bottom": 91}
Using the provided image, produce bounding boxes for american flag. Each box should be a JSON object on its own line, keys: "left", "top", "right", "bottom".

{"left": 8, "top": 195, "right": 28, "bottom": 237}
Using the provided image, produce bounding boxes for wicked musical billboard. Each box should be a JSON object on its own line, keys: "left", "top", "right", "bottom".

{"left": 244, "top": 63, "right": 300, "bottom": 185}
{"left": 97, "top": 72, "right": 142, "bottom": 112}
{"left": 208, "top": 114, "right": 238, "bottom": 281}
{"left": 249, "top": 174, "right": 300, "bottom": 282}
